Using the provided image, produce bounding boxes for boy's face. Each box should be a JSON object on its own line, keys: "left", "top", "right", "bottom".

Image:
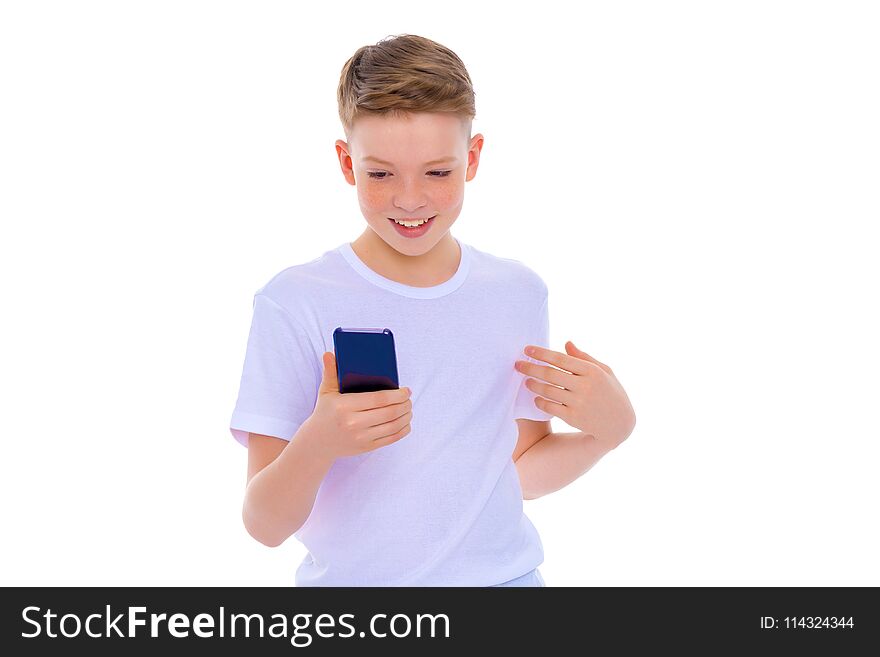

{"left": 336, "top": 112, "right": 483, "bottom": 255}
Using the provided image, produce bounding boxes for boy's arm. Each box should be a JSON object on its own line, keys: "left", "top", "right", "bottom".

{"left": 242, "top": 424, "right": 335, "bottom": 547}
{"left": 513, "top": 419, "right": 552, "bottom": 463}
{"left": 514, "top": 430, "right": 626, "bottom": 500}
{"left": 513, "top": 342, "right": 636, "bottom": 499}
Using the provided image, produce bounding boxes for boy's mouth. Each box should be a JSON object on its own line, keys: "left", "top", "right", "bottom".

{"left": 388, "top": 215, "right": 436, "bottom": 238}
{"left": 389, "top": 215, "right": 435, "bottom": 227}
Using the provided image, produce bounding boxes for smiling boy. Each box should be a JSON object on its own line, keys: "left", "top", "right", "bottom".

{"left": 229, "top": 34, "right": 636, "bottom": 586}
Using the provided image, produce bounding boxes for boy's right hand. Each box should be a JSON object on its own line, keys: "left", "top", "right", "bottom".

{"left": 298, "top": 351, "right": 413, "bottom": 462}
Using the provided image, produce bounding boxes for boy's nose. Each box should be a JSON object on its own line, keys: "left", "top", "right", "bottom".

{"left": 394, "top": 200, "right": 430, "bottom": 212}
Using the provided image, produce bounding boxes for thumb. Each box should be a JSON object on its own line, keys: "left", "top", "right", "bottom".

{"left": 566, "top": 340, "right": 611, "bottom": 375}
{"left": 318, "top": 351, "right": 340, "bottom": 394}
{"left": 565, "top": 340, "right": 594, "bottom": 361}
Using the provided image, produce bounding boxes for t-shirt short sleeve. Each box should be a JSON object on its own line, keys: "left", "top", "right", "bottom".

{"left": 513, "top": 292, "right": 555, "bottom": 422}
{"left": 229, "top": 293, "right": 320, "bottom": 448}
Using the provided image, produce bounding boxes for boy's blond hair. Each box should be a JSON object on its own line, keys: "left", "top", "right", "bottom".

{"left": 337, "top": 34, "right": 476, "bottom": 141}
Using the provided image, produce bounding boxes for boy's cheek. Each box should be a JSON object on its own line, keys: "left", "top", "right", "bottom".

{"left": 432, "top": 187, "right": 459, "bottom": 207}
{"left": 359, "top": 187, "right": 387, "bottom": 207}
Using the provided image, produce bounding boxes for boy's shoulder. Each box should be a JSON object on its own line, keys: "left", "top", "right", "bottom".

{"left": 467, "top": 242, "right": 549, "bottom": 298}
{"left": 254, "top": 245, "right": 343, "bottom": 300}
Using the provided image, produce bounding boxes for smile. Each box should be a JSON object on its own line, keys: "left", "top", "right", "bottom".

{"left": 390, "top": 216, "right": 435, "bottom": 227}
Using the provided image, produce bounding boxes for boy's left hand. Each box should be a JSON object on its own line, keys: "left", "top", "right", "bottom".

{"left": 514, "top": 341, "right": 636, "bottom": 446}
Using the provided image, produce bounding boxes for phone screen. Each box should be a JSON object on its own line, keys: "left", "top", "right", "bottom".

{"left": 332, "top": 327, "right": 400, "bottom": 394}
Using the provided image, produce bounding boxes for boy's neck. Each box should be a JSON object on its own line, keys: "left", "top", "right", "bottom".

{"left": 350, "top": 230, "right": 461, "bottom": 288}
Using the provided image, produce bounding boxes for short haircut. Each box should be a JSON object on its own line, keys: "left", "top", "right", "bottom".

{"left": 337, "top": 34, "right": 476, "bottom": 142}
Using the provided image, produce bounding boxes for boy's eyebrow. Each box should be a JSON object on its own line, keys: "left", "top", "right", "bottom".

{"left": 362, "top": 156, "right": 458, "bottom": 166}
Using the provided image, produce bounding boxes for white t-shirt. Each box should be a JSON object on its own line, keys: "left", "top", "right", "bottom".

{"left": 229, "top": 237, "right": 554, "bottom": 586}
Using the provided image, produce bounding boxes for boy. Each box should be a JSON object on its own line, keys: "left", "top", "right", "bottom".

{"left": 230, "top": 34, "right": 636, "bottom": 586}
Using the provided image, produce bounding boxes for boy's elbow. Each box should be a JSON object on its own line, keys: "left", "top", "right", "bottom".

{"left": 615, "top": 412, "right": 636, "bottom": 448}
{"left": 248, "top": 528, "right": 284, "bottom": 549}
{"left": 241, "top": 503, "right": 287, "bottom": 548}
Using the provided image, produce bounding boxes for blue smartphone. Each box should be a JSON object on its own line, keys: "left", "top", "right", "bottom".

{"left": 332, "top": 327, "right": 400, "bottom": 394}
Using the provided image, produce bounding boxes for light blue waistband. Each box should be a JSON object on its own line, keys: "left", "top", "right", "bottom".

{"left": 489, "top": 568, "right": 546, "bottom": 587}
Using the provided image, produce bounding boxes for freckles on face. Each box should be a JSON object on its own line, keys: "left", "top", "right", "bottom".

{"left": 357, "top": 176, "right": 463, "bottom": 215}
{"left": 430, "top": 185, "right": 460, "bottom": 209}
{"left": 359, "top": 184, "right": 386, "bottom": 210}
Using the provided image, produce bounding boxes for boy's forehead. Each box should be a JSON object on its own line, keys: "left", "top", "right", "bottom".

{"left": 350, "top": 113, "right": 468, "bottom": 161}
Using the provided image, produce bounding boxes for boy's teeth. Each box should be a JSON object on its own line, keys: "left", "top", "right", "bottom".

{"left": 394, "top": 217, "right": 430, "bottom": 227}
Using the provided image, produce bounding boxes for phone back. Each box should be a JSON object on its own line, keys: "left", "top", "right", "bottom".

{"left": 332, "top": 327, "right": 399, "bottom": 394}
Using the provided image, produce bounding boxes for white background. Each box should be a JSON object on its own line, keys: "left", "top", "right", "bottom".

{"left": 2, "top": 1, "right": 877, "bottom": 587}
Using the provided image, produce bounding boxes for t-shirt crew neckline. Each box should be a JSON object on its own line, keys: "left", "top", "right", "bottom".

{"left": 338, "top": 237, "right": 471, "bottom": 299}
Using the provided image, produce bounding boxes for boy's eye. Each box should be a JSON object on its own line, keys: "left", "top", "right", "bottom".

{"left": 366, "top": 170, "right": 452, "bottom": 180}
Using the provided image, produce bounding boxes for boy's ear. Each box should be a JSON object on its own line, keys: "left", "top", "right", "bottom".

{"left": 335, "top": 139, "right": 356, "bottom": 186}
{"left": 465, "top": 133, "right": 484, "bottom": 183}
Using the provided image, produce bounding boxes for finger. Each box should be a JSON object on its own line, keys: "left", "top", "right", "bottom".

{"left": 370, "top": 423, "right": 411, "bottom": 448}
{"left": 565, "top": 340, "right": 612, "bottom": 374}
{"left": 525, "top": 377, "right": 575, "bottom": 406}
{"left": 349, "top": 386, "right": 411, "bottom": 411}
{"left": 533, "top": 394, "right": 569, "bottom": 423}
{"left": 367, "top": 409, "right": 412, "bottom": 442}
{"left": 360, "top": 397, "right": 412, "bottom": 429}
{"left": 319, "top": 351, "right": 340, "bottom": 394}
{"left": 524, "top": 344, "right": 593, "bottom": 376}
{"left": 515, "top": 360, "right": 577, "bottom": 390}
